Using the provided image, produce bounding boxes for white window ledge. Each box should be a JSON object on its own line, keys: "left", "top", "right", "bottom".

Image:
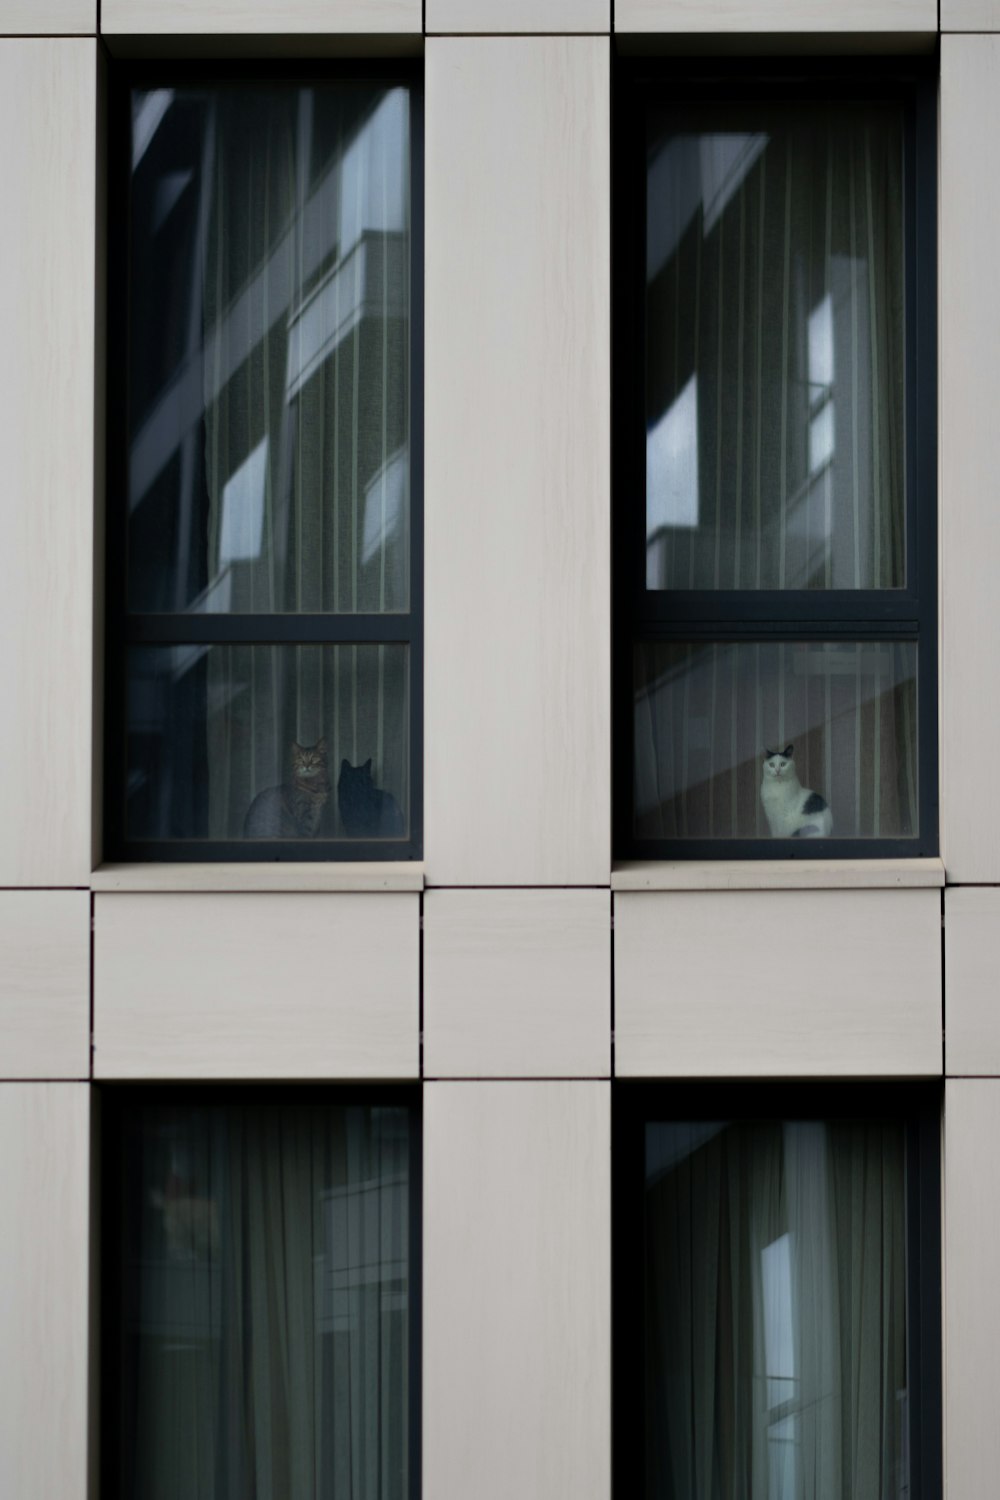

{"left": 91, "top": 863, "right": 424, "bottom": 893}
{"left": 612, "top": 858, "right": 945, "bottom": 892}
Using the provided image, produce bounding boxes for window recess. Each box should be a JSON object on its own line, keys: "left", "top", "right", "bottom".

{"left": 613, "top": 62, "right": 937, "bottom": 859}
{"left": 105, "top": 64, "right": 423, "bottom": 861}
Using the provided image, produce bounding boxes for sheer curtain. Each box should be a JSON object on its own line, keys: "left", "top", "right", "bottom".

{"left": 121, "top": 1102, "right": 412, "bottom": 1500}
{"left": 199, "top": 86, "right": 410, "bottom": 838}
{"left": 645, "top": 105, "right": 905, "bottom": 595}
{"left": 644, "top": 1119, "right": 907, "bottom": 1500}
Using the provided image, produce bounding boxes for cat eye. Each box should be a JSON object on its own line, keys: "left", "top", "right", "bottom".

{"left": 614, "top": 66, "right": 937, "bottom": 859}
{"left": 105, "top": 70, "right": 423, "bottom": 860}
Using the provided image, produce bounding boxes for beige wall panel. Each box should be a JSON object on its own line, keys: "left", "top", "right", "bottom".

{"left": 616, "top": 889, "right": 942, "bottom": 1076}
{"left": 615, "top": 0, "right": 935, "bottom": 30}
{"left": 944, "top": 1080, "right": 1000, "bottom": 1498}
{"left": 424, "top": 1082, "right": 610, "bottom": 1500}
{"left": 427, "top": 0, "right": 609, "bottom": 31}
{"left": 425, "top": 38, "right": 611, "bottom": 886}
{"left": 0, "top": 893, "right": 90, "bottom": 1080}
{"left": 942, "top": 0, "right": 1000, "bottom": 25}
{"left": 101, "top": 0, "right": 420, "bottom": 32}
{"left": 94, "top": 892, "right": 418, "bottom": 1078}
{"left": 0, "top": 1, "right": 94, "bottom": 27}
{"left": 0, "top": 41, "right": 94, "bottom": 886}
{"left": 424, "top": 890, "right": 610, "bottom": 1077}
{"left": 944, "top": 888, "right": 1000, "bottom": 1075}
{"left": 0, "top": 1086, "right": 90, "bottom": 1500}
{"left": 941, "top": 38, "right": 1000, "bottom": 880}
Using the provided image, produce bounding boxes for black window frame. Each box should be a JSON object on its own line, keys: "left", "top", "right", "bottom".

{"left": 612, "top": 58, "right": 938, "bottom": 861}
{"left": 104, "top": 59, "right": 424, "bottom": 863}
{"left": 99, "top": 1082, "right": 423, "bottom": 1500}
{"left": 612, "top": 1080, "right": 943, "bottom": 1500}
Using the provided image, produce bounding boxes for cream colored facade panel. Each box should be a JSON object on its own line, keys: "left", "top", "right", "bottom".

{"left": 0, "top": 41, "right": 94, "bottom": 886}
{"left": 94, "top": 892, "right": 418, "bottom": 1078}
{"left": 0, "top": 1, "right": 94, "bottom": 27}
{"left": 0, "top": 1086, "right": 89, "bottom": 1500}
{"left": 615, "top": 0, "right": 936, "bottom": 30}
{"left": 101, "top": 0, "right": 421, "bottom": 32}
{"left": 424, "top": 1082, "right": 610, "bottom": 1500}
{"left": 945, "top": 1081, "right": 1000, "bottom": 1499}
{"left": 615, "top": 889, "right": 942, "bottom": 1076}
{"left": 425, "top": 38, "right": 611, "bottom": 885}
{"left": 941, "top": 38, "right": 1000, "bottom": 880}
{"left": 0, "top": 893, "right": 90, "bottom": 1080}
{"left": 944, "top": 888, "right": 1000, "bottom": 1075}
{"left": 942, "top": 0, "right": 1000, "bottom": 26}
{"left": 424, "top": 890, "right": 610, "bottom": 1077}
{"left": 426, "top": 0, "right": 610, "bottom": 31}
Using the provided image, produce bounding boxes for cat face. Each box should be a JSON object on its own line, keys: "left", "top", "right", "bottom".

{"left": 763, "top": 744, "right": 795, "bottom": 779}
{"left": 340, "top": 757, "right": 373, "bottom": 788}
{"left": 291, "top": 739, "right": 328, "bottom": 781}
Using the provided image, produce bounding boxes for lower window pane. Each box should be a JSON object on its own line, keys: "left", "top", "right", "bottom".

{"left": 112, "top": 1099, "right": 414, "bottom": 1500}
{"left": 645, "top": 1117, "right": 907, "bottom": 1499}
{"left": 126, "top": 643, "right": 409, "bottom": 842}
{"left": 634, "top": 641, "right": 918, "bottom": 840}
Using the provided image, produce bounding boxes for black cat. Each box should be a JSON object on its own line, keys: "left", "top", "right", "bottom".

{"left": 338, "top": 758, "right": 405, "bottom": 838}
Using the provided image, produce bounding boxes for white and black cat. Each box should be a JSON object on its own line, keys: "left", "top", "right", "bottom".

{"left": 760, "top": 744, "right": 833, "bottom": 838}
{"left": 243, "top": 739, "right": 330, "bottom": 838}
{"left": 338, "top": 758, "right": 405, "bottom": 838}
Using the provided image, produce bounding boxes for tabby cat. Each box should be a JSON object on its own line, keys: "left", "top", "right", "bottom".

{"left": 243, "top": 739, "right": 330, "bottom": 838}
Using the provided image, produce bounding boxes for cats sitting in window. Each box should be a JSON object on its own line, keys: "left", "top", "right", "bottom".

{"left": 242, "top": 740, "right": 404, "bottom": 840}
{"left": 760, "top": 745, "right": 833, "bottom": 838}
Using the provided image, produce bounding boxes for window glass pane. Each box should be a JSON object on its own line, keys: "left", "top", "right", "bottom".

{"left": 644, "top": 1117, "right": 907, "bottom": 1499}
{"left": 633, "top": 640, "right": 918, "bottom": 839}
{"left": 127, "top": 83, "right": 411, "bottom": 614}
{"left": 645, "top": 102, "right": 905, "bottom": 591}
{"left": 115, "top": 1100, "right": 413, "bottom": 1499}
{"left": 126, "top": 643, "right": 409, "bottom": 842}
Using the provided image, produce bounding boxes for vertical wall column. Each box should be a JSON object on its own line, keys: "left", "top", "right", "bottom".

{"left": 940, "top": 36, "right": 1000, "bottom": 879}
{"left": 0, "top": 1086, "right": 92, "bottom": 1500}
{"left": 424, "top": 36, "right": 611, "bottom": 885}
{"left": 0, "top": 38, "right": 96, "bottom": 887}
{"left": 423, "top": 1082, "right": 611, "bottom": 1500}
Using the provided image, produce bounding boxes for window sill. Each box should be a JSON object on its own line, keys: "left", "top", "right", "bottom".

{"left": 91, "top": 863, "right": 425, "bottom": 893}
{"left": 611, "top": 858, "right": 945, "bottom": 892}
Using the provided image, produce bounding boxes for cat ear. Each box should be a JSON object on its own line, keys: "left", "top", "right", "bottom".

{"left": 364, "top": 757, "right": 373, "bottom": 772}
{"left": 784, "top": 745, "right": 794, "bottom": 758}
{"left": 764, "top": 747, "right": 776, "bottom": 759}
{"left": 340, "top": 758, "right": 351, "bottom": 774}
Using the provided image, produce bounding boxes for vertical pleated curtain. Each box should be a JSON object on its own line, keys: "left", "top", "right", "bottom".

{"left": 639, "top": 105, "right": 912, "bottom": 840}
{"left": 634, "top": 642, "right": 918, "bottom": 840}
{"left": 644, "top": 1120, "right": 908, "bottom": 1500}
{"left": 199, "top": 87, "right": 410, "bottom": 838}
{"left": 124, "top": 1104, "right": 411, "bottom": 1500}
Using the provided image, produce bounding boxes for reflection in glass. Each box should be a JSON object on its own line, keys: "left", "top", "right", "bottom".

{"left": 644, "top": 1118, "right": 907, "bottom": 1499}
{"left": 645, "top": 104, "right": 905, "bottom": 591}
{"left": 634, "top": 641, "right": 917, "bottom": 839}
{"left": 126, "top": 643, "right": 409, "bottom": 841}
{"left": 127, "top": 83, "right": 410, "bottom": 614}
{"left": 116, "top": 1101, "right": 412, "bottom": 1499}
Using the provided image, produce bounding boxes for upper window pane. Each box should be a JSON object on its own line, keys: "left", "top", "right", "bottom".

{"left": 645, "top": 102, "right": 905, "bottom": 592}
{"left": 127, "top": 83, "right": 411, "bottom": 615}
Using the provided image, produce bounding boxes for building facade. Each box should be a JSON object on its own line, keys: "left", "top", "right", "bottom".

{"left": 0, "top": 1, "right": 995, "bottom": 1496}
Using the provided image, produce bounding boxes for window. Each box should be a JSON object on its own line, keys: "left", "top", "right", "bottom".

{"left": 102, "top": 1090, "right": 421, "bottom": 1500}
{"left": 613, "top": 1084, "right": 942, "bottom": 1499}
{"left": 613, "top": 64, "right": 937, "bottom": 858}
{"left": 106, "top": 67, "right": 422, "bottom": 860}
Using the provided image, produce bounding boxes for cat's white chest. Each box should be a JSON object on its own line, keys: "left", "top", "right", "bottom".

{"left": 760, "top": 773, "right": 803, "bottom": 837}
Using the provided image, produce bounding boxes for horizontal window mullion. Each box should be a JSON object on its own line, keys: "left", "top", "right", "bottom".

{"left": 630, "top": 618, "right": 921, "bottom": 642}
{"left": 634, "top": 593, "right": 927, "bottom": 628}
{"left": 124, "top": 614, "right": 415, "bottom": 646}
